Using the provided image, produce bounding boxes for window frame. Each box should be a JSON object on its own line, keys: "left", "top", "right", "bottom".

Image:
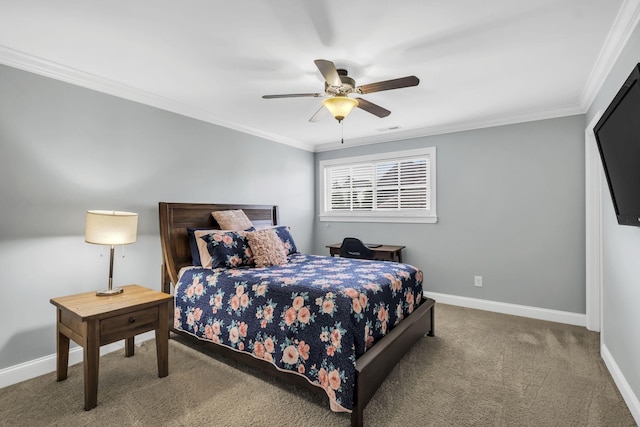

{"left": 318, "top": 147, "right": 437, "bottom": 223}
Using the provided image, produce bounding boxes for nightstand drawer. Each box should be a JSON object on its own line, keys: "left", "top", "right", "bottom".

{"left": 100, "top": 306, "right": 159, "bottom": 343}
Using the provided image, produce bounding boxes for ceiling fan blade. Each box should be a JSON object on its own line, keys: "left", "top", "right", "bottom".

{"left": 309, "top": 106, "right": 328, "bottom": 122}
{"left": 314, "top": 59, "right": 342, "bottom": 86}
{"left": 262, "top": 93, "right": 324, "bottom": 99}
{"left": 355, "top": 98, "right": 391, "bottom": 118}
{"left": 356, "top": 76, "right": 419, "bottom": 94}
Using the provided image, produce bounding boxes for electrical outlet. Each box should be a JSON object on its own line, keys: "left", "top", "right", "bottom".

{"left": 474, "top": 276, "right": 483, "bottom": 287}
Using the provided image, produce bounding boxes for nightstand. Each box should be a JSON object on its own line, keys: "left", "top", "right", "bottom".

{"left": 50, "top": 285, "right": 173, "bottom": 410}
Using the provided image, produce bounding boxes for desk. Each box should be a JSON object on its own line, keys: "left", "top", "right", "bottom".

{"left": 326, "top": 243, "right": 406, "bottom": 263}
{"left": 50, "top": 285, "right": 173, "bottom": 410}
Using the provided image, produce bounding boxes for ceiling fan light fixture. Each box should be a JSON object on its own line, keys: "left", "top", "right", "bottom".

{"left": 322, "top": 96, "right": 358, "bottom": 122}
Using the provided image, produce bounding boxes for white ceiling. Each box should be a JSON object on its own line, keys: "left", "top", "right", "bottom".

{"left": 0, "top": 0, "right": 636, "bottom": 152}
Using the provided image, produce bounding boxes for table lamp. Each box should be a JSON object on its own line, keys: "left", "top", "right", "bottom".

{"left": 85, "top": 210, "right": 138, "bottom": 296}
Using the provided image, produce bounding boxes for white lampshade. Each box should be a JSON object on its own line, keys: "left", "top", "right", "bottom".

{"left": 322, "top": 96, "right": 359, "bottom": 122}
{"left": 85, "top": 210, "right": 138, "bottom": 245}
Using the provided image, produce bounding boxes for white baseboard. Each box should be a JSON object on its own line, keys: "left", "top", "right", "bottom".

{"left": 0, "top": 331, "right": 155, "bottom": 389}
{"left": 601, "top": 344, "right": 640, "bottom": 425}
{"left": 425, "top": 291, "right": 587, "bottom": 327}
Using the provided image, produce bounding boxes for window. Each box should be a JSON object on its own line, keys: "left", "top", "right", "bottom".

{"left": 319, "top": 148, "right": 437, "bottom": 223}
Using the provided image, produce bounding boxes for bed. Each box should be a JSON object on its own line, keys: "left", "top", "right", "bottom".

{"left": 159, "top": 202, "right": 435, "bottom": 426}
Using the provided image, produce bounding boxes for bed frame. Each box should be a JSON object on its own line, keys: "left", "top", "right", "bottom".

{"left": 158, "top": 202, "right": 435, "bottom": 427}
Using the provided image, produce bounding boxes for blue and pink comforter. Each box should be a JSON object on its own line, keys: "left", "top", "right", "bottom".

{"left": 174, "top": 253, "right": 423, "bottom": 412}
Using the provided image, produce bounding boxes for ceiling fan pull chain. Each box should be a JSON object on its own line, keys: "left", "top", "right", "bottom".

{"left": 341, "top": 120, "right": 344, "bottom": 144}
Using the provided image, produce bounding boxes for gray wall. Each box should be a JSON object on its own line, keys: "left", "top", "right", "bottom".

{"left": 0, "top": 64, "right": 315, "bottom": 370}
{"left": 586, "top": 23, "right": 640, "bottom": 408}
{"left": 314, "top": 115, "right": 586, "bottom": 314}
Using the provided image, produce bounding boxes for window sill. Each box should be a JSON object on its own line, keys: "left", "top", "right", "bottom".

{"left": 319, "top": 215, "right": 438, "bottom": 224}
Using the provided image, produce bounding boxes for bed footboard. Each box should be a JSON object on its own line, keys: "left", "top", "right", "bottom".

{"left": 351, "top": 297, "right": 435, "bottom": 427}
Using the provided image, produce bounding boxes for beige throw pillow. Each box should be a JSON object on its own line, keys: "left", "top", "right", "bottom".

{"left": 192, "top": 229, "right": 217, "bottom": 267}
{"left": 246, "top": 229, "right": 288, "bottom": 268}
{"left": 211, "top": 209, "right": 253, "bottom": 230}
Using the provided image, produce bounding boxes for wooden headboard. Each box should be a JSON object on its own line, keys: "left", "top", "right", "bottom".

{"left": 158, "top": 202, "right": 279, "bottom": 293}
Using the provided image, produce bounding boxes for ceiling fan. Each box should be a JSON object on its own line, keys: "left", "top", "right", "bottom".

{"left": 262, "top": 59, "right": 420, "bottom": 123}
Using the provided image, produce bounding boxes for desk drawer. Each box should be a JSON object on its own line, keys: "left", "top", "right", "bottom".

{"left": 100, "top": 306, "right": 158, "bottom": 343}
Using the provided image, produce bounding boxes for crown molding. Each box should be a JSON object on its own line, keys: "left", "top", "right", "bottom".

{"left": 313, "top": 104, "right": 584, "bottom": 152}
{"left": 0, "top": 46, "right": 315, "bottom": 152}
{"left": 3, "top": 0, "right": 637, "bottom": 157}
{"left": 580, "top": 0, "right": 640, "bottom": 110}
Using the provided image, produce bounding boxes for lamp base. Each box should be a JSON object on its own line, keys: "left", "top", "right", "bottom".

{"left": 96, "top": 287, "right": 124, "bottom": 296}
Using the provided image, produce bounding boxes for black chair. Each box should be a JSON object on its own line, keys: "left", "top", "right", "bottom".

{"left": 339, "top": 237, "right": 375, "bottom": 260}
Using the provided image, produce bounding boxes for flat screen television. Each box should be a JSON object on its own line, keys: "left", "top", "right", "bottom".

{"left": 593, "top": 63, "right": 640, "bottom": 227}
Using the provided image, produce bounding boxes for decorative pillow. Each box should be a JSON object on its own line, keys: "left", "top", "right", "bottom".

{"left": 272, "top": 225, "right": 298, "bottom": 255}
{"left": 187, "top": 227, "right": 217, "bottom": 266}
{"left": 195, "top": 227, "right": 256, "bottom": 268}
{"left": 211, "top": 209, "right": 253, "bottom": 230}
{"left": 201, "top": 230, "right": 254, "bottom": 269}
{"left": 246, "top": 229, "right": 288, "bottom": 268}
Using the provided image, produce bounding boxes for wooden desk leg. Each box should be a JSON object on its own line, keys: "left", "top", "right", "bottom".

{"left": 155, "top": 301, "right": 169, "bottom": 378}
{"left": 428, "top": 304, "right": 435, "bottom": 337}
{"left": 125, "top": 337, "right": 135, "bottom": 357}
{"left": 56, "top": 313, "right": 69, "bottom": 381}
{"left": 84, "top": 320, "right": 100, "bottom": 410}
{"left": 397, "top": 251, "right": 403, "bottom": 263}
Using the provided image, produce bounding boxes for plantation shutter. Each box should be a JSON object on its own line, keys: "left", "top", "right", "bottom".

{"left": 325, "top": 154, "right": 430, "bottom": 212}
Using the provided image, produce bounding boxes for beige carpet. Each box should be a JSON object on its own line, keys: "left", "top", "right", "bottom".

{"left": 1, "top": 304, "right": 636, "bottom": 426}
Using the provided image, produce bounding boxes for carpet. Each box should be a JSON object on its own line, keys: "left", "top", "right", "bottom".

{"left": 0, "top": 304, "right": 635, "bottom": 426}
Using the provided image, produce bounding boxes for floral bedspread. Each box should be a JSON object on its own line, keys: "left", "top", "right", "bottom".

{"left": 174, "top": 253, "right": 423, "bottom": 412}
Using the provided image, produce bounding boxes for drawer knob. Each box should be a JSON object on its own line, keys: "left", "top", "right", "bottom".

{"left": 128, "top": 317, "right": 136, "bottom": 323}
